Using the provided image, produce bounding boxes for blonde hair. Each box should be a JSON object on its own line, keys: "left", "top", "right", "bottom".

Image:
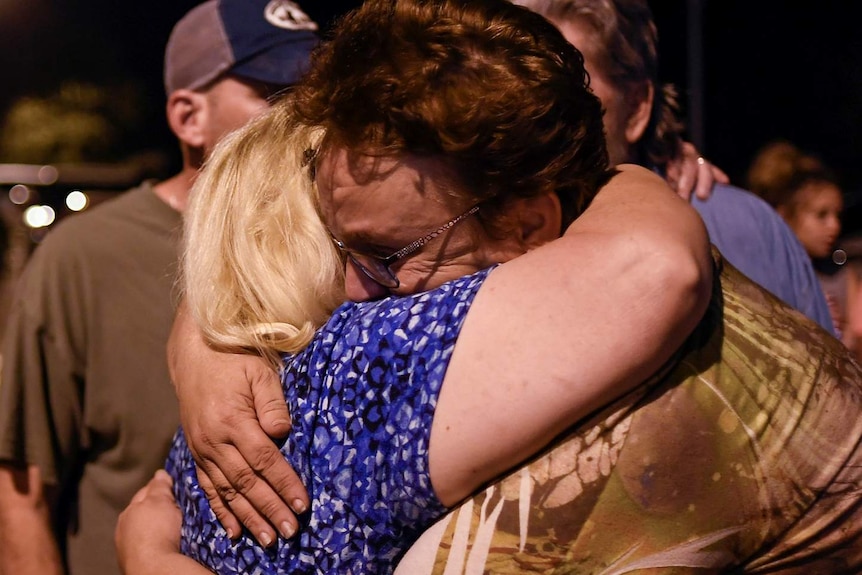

{"left": 182, "top": 96, "right": 345, "bottom": 368}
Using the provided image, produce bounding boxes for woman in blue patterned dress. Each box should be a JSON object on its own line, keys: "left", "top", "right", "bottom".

{"left": 115, "top": 0, "right": 713, "bottom": 572}
{"left": 117, "top": 1, "right": 862, "bottom": 573}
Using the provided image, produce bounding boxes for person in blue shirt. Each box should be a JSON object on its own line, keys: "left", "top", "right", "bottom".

{"left": 515, "top": 0, "right": 835, "bottom": 334}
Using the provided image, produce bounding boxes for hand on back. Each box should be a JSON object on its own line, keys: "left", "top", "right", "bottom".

{"left": 665, "top": 141, "right": 730, "bottom": 201}
{"left": 168, "top": 302, "right": 308, "bottom": 546}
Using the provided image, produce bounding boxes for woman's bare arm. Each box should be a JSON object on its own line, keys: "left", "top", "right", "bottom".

{"left": 115, "top": 470, "right": 212, "bottom": 575}
{"left": 430, "top": 164, "right": 713, "bottom": 505}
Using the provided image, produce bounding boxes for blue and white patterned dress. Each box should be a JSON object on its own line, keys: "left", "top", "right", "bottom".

{"left": 166, "top": 267, "right": 494, "bottom": 574}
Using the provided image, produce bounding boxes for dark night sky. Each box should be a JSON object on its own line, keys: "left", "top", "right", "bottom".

{"left": 0, "top": 0, "right": 364, "bottom": 166}
{"left": 2, "top": 1, "right": 862, "bottom": 218}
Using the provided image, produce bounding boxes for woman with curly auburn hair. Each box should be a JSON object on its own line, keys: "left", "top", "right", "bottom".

{"left": 118, "top": 1, "right": 862, "bottom": 574}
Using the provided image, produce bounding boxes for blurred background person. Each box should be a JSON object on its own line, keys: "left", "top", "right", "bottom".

{"left": 0, "top": 1, "right": 318, "bottom": 574}
{"left": 747, "top": 140, "right": 857, "bottom": 350}
{"left": 514, "top": 0, "right": 836, "bottom": 335}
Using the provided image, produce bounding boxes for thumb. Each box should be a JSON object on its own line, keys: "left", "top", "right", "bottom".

{"left": 250, "top": 364, "right": 291, "bottom": 439}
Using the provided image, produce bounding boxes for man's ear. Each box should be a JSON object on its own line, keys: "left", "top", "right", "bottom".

{"left": 516, "top": 192, "right": 563, "bottom": 249}
{"left": 166, "top": 89, "right": 207, "bottom": 149}
{"left": 624, "top": 81, "right": 654, "bottom": 146}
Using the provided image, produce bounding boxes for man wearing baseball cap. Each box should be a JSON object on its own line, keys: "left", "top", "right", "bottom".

{"left": 0, "top": 2, "right": 318, "bottom": 574}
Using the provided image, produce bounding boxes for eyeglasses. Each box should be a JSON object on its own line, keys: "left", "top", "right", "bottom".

{"left": 331, "top": 204, "right": 480, "bottom": 288}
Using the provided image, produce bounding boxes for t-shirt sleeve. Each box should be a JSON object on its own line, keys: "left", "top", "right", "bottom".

{"left": 0, "top": 245, "right": 85, "bottom": 487}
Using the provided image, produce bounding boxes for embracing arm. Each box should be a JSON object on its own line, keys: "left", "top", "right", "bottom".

{"left": 168, "top": 110, "right": 339, "bottom": 546}
{"left": 430, "top": 164, "right": 713, "bottom": 505}
{"left": 115, "top": 470, "right": 212, "bottom": 575}
{"left": 168, "top": 301, "right": 308, "bottom": 545}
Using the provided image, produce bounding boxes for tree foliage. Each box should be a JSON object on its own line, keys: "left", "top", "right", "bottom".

{"left": 0, "top": 81, "right": 146, "bottom": 164}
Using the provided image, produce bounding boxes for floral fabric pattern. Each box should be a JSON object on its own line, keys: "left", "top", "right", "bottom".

{"left": 167, "top": 267, "right": 495, "bottom": 574}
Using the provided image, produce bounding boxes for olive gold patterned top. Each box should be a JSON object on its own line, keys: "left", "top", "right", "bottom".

{"left": 398, "top": 250, "right": 862, "bottom": 575}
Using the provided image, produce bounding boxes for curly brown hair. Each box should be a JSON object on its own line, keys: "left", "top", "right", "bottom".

{"left": 292, "top": 0, "right": 613, "bottom": 231}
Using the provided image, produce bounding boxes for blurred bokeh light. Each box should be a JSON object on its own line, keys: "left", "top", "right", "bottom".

{"left": 23, "top": 204, "right": 55, "bottom": 228}
{"left": 9, "top": 184, "right": 31, "bottom": 205}
{"left": 66, "top": 190, "right": 89, "bottom": 212}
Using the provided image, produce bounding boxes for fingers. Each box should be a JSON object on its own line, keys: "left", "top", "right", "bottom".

{"left": 692, "top": 155, "right": 731, "bottom": 201}
{"left": 673, "top": 142, "right": 700, "bottom": 201}
{"left": 153, "top": 468, "right": 173, "bottom": 485}
{"left": 194, "top": 466, "right": 242, "bottom": 540}
{"left": 146, "top": 470, "right": 177, "bottom": 507}
{"left": 189, "top": 433, "right": 281, "bottom": 545}
{"left": 692, "top": 155, "right": 714, "bottom": 201}
{"left": 130, "top": 481, "right": 152, "bottom": 505}
{"left": 250, "top": 364, "right": 292, "bottom": 439}
{"left": 710, "top": 163, "right": 730, "bottom": 185}
{"left": 188, "top": 418, "right": 303, "bottom": 547}
{"left": 116, "top": 469, "right": 182, "bottom": 566}
{"left": 169, "top": 321, "right": 309, "bottom": 548}
{"left": 130, "top": 470, "right": 174, "bottom": 504}
{"left": 196, "top": 450, "right": 287, "bottom": 546}
{"left": 249, "top": 365, "right": 311, "bottom": 523}
{"left": 225, "top": 426, "right": 305, "bottom": 540}
{"left": 666, "top": 141, "right": 729, "bottom": 202}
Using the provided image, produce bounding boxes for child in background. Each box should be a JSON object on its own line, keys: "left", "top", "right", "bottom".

{"left": 747, "top": 140, "right": 857, "bottom": 350}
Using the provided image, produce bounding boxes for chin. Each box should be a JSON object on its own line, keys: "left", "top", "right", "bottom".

{"left": 811, "top": 247, "right": 833, "bottom": 260}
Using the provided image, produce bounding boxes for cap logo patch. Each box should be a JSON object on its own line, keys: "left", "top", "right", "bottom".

{"left": 264, "top": 0, "right": 319, "bottom": 31}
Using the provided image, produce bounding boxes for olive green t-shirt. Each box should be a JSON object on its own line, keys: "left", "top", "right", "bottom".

{"left": 0, "top": 183, "right": 182, "bottom": 575}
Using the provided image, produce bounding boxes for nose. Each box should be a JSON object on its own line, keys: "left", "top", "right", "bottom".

{"left": 344, "top": 260, "right": 389, "bottom": 301}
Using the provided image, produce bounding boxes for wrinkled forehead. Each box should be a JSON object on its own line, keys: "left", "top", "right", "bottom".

{"left": 553, "top": 17, "right": 608, "bottom": 83}
{"left": 316, "top": 149, "right": 399, "bottom": 189}
{"left": 316, "top": 148, "right": 461, "bottom": 201}
{"left": 314, "top": 148, "right": 464, "bottom": 229}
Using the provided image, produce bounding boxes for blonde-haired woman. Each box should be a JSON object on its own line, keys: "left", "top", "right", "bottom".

{"left": 182, "top": 102, "right": 344, "bottom": 367}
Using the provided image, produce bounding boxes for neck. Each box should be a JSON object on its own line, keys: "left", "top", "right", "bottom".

{"left": 153, "top": 166, "right": 197, "bottom": 213}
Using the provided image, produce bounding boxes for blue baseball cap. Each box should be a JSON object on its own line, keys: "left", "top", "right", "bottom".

{"left": 164, "top": 0, "right": 319, "bottom": 94}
